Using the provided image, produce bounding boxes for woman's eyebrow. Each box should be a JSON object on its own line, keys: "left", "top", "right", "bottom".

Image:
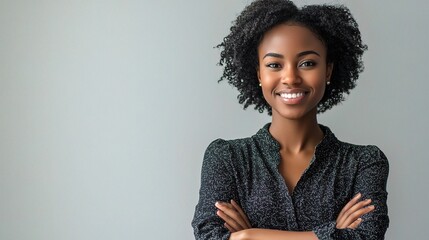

{"left": 297, "top": 50, "right": 320, "bottom": 57}
{"left": 263, "top": 50, "right": 320, "bottom": 59}
{"left": 263, "top": 52, "right": 284, "bottom": 59}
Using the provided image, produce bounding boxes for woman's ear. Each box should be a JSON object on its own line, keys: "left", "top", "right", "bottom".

{"left": 256, "top": 66, "right": 261, "bottom": 83}
{"left": 326, "top": 63, "right": 334, "bottom": 81}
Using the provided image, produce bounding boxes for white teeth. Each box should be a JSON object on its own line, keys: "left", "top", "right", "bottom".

{"left": 280, "top": 92, "right": 305, "bottom": 99}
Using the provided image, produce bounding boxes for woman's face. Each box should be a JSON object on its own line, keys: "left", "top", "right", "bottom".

{"left": 257, "top": 23, "right": 333, "bottom": 120}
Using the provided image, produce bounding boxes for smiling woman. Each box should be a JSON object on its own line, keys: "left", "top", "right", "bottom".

{"left": 191, "top": 0, "right": 388, "bottom": 240}
{"left": 257, "top": 24, "right": 333, "bottom": 121}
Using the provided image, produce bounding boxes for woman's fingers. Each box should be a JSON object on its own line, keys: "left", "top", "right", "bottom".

{"left": 347, "top": 218, "right": 362, "bottom": 230}
{"left": 339, "top": 198, "right": 371, "bottom": 222}
{"left": 337, "top": 205, "right": 374, "bottom": 229}
{"left": 215, "top": 201, "right": 248, "bottom": 231}
{"left": 341, "top": 205, "right": 375, "bottom": 228}
{"left": 337, "top": 193, "right": 362, "bottom": 219}
{"left": 216, "top": 209, "right": 242, "bottom": 232}
{"left": 224, "top": 223, "right": 235, "bottom": 233}
{"left": 336, "top": 195, "right": 375, "bottom": 229}
{"left": 340, "top": 199, "right": 372, "bottom": 224}
{"left": 230, "top": 199, "right": 251, "bottom": 228}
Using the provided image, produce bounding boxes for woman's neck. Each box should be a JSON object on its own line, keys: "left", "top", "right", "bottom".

{"left": 269, "top": 110, "right": 324, "bottom": 154}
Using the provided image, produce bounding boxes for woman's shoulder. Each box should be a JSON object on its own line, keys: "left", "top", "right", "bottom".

{"left": 320, "top": 125, "right": 388, "bottom": 164}
{"left": 335, "top": 139, "right": 389, "bottom": 166}
{"left": 205, "top": 135, "right": 256, "bottom": 155}
{"left": 201, "top": 136, "right": 256, "bottom": 174}
{"left": 202, "top": 125, "right": 271, "bottom": 167}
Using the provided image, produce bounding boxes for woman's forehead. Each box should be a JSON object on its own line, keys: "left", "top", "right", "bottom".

{"left": 258, "top": 23, "right": 326, "bottom": 54}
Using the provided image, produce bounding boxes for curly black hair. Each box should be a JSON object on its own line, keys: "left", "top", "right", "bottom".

{"left": 217, "top": 0, "right": 367, "bottom": 114}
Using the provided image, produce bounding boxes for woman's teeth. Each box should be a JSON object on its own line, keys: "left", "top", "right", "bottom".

{"left": 280, "top": 92, "right": 305, "bottom": 99}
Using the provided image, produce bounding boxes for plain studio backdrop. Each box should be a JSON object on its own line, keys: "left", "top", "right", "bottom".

{"left": 0, "top": 0, "right": 427, "bottom": 239}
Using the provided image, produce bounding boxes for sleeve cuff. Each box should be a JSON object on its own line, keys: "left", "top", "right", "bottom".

{"left": 313, "top": 221, "right": 337, "bottom": 240}
{"left": 314, "top": 222, "right": 364, "bottom": 240}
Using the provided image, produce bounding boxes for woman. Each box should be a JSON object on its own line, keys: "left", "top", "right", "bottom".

{"left": 192, "top": 0, "right": 389, "bottom": 239}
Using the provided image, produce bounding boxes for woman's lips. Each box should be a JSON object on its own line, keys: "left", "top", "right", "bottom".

{"left": 279, "top": 92, "right": 305, "bottom": 99}
{"left": 277, "top": 91, "right": 307, "bottom": 104}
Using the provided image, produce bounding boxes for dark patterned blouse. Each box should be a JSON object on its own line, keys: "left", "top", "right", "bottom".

{"left": 192, "top": 123, "right": 389, "bottom": 240}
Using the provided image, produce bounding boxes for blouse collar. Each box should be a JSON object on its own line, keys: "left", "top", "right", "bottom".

{"left": 253, "top": 122, "right": 338, "bottom": 155}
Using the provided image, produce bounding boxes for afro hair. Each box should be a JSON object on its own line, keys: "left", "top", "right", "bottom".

{"left": 217, "top": 0, "right": 367, "bottom": 114}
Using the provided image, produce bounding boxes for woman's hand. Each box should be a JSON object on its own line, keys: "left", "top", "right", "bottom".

{"left": 215, "top": 199, "right": 251, "bottom": 232}
{"left": 216, "top": 193, "right": 372, "bottom": 237}
{"left": 336, "top": 193, "right": 375, "bottom": 229}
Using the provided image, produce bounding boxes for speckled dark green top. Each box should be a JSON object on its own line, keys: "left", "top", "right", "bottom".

{"left": 192, "top": 123, "right": 389, "bottom": 240}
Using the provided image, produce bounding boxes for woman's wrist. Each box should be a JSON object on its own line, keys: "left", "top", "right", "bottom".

{"left": 230, "top": 228, "right": 318, "bottom": 240}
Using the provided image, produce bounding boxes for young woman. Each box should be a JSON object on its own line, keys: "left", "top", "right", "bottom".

{"left": 192, "top": 0, "right": 389, "bottom": 239}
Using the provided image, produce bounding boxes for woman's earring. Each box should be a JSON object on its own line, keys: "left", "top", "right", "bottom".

{"left": 259, "top": 83, "right": 262, "bottom": 87}
{"left": 327, "top": 81, "right": 331, "bottom": 85}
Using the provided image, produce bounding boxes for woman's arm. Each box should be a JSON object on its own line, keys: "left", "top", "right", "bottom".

{"left": 230, "top": 229, "right": 318, "bottom": 240}
{"left": 191, "top": 139, "right": 238, "bottom": 240}
{"left": 216, "top": 146, "right": 389, "bottom": 240}
{"left": 313, "top": 146, "right": 389, "bottom": 240}
{"left": 216, "top": 200, "right": 318, "bottom": 239}
{"left": 216, "top": 194, "right": 370, "bottom": 240}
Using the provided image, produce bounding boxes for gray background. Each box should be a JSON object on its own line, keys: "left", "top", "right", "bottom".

{"left": 0, "top": 0, "right": 427, "bottom": 239}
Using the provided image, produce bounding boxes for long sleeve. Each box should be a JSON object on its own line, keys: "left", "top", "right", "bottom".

{"left": 313, "top": 145, "right": 389, "bottom": 240}
{"left": 192, "top": 139, "right": 238, "bottom": 240}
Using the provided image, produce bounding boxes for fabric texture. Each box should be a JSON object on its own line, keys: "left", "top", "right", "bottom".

{"left": 192, "top": 123, "right": 389, "bottom": 240}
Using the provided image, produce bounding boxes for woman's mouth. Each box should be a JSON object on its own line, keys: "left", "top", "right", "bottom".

{"left": 279, "top": 92, "right": 305, "bottom": 99}
{"left": 276, "top": 91, "right": 307, "bottom": 104}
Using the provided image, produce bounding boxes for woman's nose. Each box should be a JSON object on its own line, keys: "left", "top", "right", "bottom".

{"left": 281, "top": 65, "right": 301, "bottom": 85}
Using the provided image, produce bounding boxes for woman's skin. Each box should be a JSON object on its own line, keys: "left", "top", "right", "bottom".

{"left": 215, "top": 23, "right": 375, "bottom": 240}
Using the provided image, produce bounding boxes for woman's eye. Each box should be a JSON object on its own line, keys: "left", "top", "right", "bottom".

{"left": 266, "top": 63, "right": 281, "bottom": 69}
{"left": 299, "top": 61, "right": 316, "bottom": 68}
